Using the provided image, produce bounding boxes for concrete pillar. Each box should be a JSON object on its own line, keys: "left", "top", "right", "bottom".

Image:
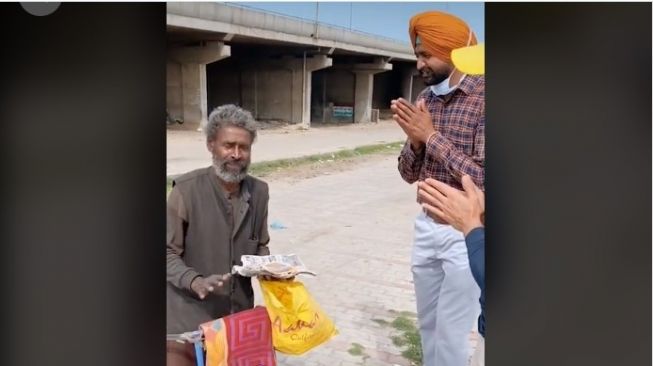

{"left": 352, "top": 58, "right": 392, "bottom": 123}
{"left": 167, "top": 62, "right": 183, "bottom": 120}
{"left": 180, "top": 63, "right": 206, "bottom": 127}
{"left": 354, "top": 71, "right": 375, "bottom": 124}
{"left": 168, "top": 41, "right": 231, "bottom": 130}
{"left": 401, "top": 68, "right": 418, "bottom": 103}
{"left": 288, "top": 54, "right": 332, "bottom": 128}
{"left": 241, "top": 54, "right": 331, "bottom": 127}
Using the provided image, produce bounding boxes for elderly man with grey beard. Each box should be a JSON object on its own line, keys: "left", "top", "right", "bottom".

{"left": 166, "top": 104, "right": 271, "bottom": 366}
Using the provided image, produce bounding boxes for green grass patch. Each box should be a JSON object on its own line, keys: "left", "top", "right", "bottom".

{"left": 391, "top": 316, "right": 416, "bottom": 332}
{"left": 391, "top": 335, "right": 407, "bottom": 347}
{"left": 248, "top": 141, "right": 403, "bottom": 178}
{"left": 372, "top": 318, "right": 391, "bottom": 327}
{"left": 400, "top": 327, "right": 423, "bottom": 365}
{"left": 377, "top": 312, "right": 422, "bottom": 365}
{"left": 389, "top": 309, "right": 418, "bottom": 318}
{"left": 348, "top": 342, "right": 367, "bottom": 357}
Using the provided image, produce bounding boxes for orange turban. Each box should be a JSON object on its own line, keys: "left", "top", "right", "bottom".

{"left": 409, "top": 11, "right": 478, "bottom": 64}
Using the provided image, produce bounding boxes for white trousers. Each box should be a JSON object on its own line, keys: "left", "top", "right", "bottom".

{"left": 412, "top": 211, "right": 481, "bottom": 366}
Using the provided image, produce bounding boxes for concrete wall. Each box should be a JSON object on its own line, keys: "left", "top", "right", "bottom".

{"left": 206, "top": 58, "right": 295, "bottom": 122}
{"left": 310, "top": 67, "right": 407, "bottom": 123}
{"left": 255, "top": 69, "right": 293, "bottom": 121}
{"left": 311, "top": 71, "right": 326, "bottom": 122}
{"left": 187, "top": 59, "right": 421, "bottom": 126}
{"left": 167, "top": 62, "right": 183, "bottom": 120}
{"left": 322, "top": 69, "right": 355, "bottom": 123}
{"left": 325, "top": 69, "right": 355, "bottom": 107}
{"left": 311, "top": 69, "right": 355, "bottom": 123}
{"left": 200, "top": 50, "right": 412, "bottom": 126}
{"left": 372, "top": 70, "right": 402, "bottom": 111}
{"left": 206, "top": 58, "right": 241, "bottom": 111}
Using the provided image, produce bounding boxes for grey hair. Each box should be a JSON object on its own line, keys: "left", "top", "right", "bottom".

{"left": 204, "top": 104, "right": 258, "bottom": 142}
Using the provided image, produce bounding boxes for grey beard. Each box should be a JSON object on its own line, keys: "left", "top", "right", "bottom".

{"left": 212, "top": 157, "right": 249, "bottom": 183}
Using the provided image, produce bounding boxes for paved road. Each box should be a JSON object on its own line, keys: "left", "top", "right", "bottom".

{"left": 166, "top": 121, "right": 405, "bottom": 177}
{"left": 166, "top": 121, "right": 480, "bottom": 364}
{"left": 249, "top": 155, "right": 479, "bottom": 365}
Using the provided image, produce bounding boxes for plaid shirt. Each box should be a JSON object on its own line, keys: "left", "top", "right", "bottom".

{"left": 398, "top": 75, "right": 485, "bottom": 191}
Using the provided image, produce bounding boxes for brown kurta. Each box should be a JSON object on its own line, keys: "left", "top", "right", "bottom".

{"left": 166, "top": 166, "right": 270, "bottom": 333}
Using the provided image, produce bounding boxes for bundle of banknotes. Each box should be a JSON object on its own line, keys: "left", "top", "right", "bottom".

{"left": 232, "top": 254, "right": 317, "bottom": 279}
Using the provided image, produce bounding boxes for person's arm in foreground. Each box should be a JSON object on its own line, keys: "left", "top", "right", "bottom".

{"left": 418, "top": 175, "right": 484, "bottom": 287}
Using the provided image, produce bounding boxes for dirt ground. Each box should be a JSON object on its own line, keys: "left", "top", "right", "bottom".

{"left": 167, "top": 119, "right": 406, "bottom": 177}
{"left": 255, "top": 150, "right": 401, "bottom": 184}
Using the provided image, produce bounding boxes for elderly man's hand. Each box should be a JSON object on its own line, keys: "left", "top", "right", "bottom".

{"left": 190, "top": 274, "right": 231, "bottom": 300}
{"left": 417, "top": 175, "right": 484, "bottom": 235}
{"left": 391, "top": 98, "right": 435, "bottom": 150}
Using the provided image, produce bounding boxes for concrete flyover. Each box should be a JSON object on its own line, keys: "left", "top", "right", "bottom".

{"left": 167, "top": 2, "right": 426, "bottom": 130}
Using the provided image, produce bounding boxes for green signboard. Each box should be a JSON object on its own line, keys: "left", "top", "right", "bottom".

{"left": 333, "top": 106, "right": 353, "bottom": 118}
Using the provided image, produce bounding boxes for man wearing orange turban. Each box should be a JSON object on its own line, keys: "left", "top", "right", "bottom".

{"left": 391, "top": 10, "right": 485, "bottom": 366}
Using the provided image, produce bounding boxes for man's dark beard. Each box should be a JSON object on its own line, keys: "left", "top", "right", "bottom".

{"left": 420, "top": 67, "right": 452, "bottom": 86}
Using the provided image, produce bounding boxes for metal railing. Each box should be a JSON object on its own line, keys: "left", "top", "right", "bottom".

{"left": 222, "top": 2, "right": 410, "bottom": 45}
{"left": 167, "top": 2, "right": 415, "bottom": 57}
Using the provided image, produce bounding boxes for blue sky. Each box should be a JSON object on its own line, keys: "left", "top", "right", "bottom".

{"left": 229, "top": 2, "right": 485, "bottom": 44}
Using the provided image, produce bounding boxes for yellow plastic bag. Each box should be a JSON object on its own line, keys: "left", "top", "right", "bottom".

{"left": 259, "top": 279, "right": 338, "bottom": 355}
